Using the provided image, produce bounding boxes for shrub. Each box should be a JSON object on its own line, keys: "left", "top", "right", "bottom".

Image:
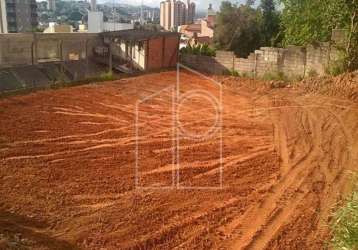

{"left": 99, "top": 72, "right": 115, "bottom": 81}
{"left": 261, "top": 71, "right": 287, "bottom": 81}
{"left": 307, "top": 69, "right": 318, "bottom": 77}
{"left": 180, "top": 43, "right": 216, "bottom": 57}
{"left": 223, "top": 69, "right": 241, "bottom": 76}
{"left": 330, "top": 174, "right": 358, "bottom": 250}
{"left": 326, "top": 59, "right": 346, "bottom": 77}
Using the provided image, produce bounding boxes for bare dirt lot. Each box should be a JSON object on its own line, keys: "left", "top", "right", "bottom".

{"left": 0, "top": 71, "right": 357, "bottom": 249}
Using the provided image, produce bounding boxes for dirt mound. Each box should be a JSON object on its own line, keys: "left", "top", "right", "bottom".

{"left": 299, "top": 71, "right": 358, "bottom": 102}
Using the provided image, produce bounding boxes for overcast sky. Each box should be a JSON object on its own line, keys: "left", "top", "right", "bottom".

{"left": 98, "top": 0, "right": 247, "bottom": 11}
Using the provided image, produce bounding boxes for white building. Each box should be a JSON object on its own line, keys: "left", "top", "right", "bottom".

{"left": 88, "top": 11, "right": 134, "bottom": 33}
{"left": 47, "top": 0, "right": 56, "bottom": 11}
{"left": 90, "top": 0, "right": 96, "bottom": 11}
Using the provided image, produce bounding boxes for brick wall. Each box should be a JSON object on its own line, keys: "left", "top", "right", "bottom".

{"left": 181, "top": 42, "right": 340, "bottom": 78}
{"left": 147, "top": 35, "right": 179, "bottom": 70}
{"left": 147, "top": 37, "right": 164, "bottom": 70}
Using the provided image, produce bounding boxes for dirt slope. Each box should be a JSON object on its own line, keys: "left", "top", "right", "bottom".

{"left": 0, "top": 71, "right": 357, "bottom": 249}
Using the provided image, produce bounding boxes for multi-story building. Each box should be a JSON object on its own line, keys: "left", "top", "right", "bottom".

{"left": 47, "top": 0, "right": 55, "bottom": 11}
{"left": 160, "top": 1, "right": 165, "bottom": 27}
{"left": 91, "top": 0, "right": 96, "bottom": 11}
{"left": 0, "top": 0, "right": 38, "bottom": 33}
{"left": 160, "top": 0, "right": 195, "bottom": 30}
{"left": 186, "top": 0, "right": 195, "bottom": 24}
{"left": 163, "top": 0, "right": 171, "bottom": 30}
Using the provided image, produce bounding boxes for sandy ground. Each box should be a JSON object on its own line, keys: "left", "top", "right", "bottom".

{"left": 0, "top": 71, "right": 357, "bottom": 249}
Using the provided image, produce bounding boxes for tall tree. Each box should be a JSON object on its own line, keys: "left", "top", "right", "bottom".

{"left": 260, "top": 0, "right": 281, "bottom": 46}
{"left": 280, "top": 0, "right": 329, "bottom": 46}
{"left": 280, "top": 0, "right": 358, "bottom": 71}
{"left": 214, "top": 1, "right": 262, "bottom": 57}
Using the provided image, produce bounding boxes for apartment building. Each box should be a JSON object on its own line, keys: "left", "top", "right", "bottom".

{"left": 160, "top": 0, "right": 195, "bottom": 30}
{"left": 47, "top": 0, "right": 55, "bottom": 11}
{"left": 186, "top": 0, "right": 195, "bottom": 24}
{"left": 90, "top": 0, "right": 96, "bottom": 11}
{"left": 0, "top": 0, "right": 38, "bottom": 33}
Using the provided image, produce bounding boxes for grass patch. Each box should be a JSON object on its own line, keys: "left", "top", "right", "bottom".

{"left": 261, "top": 71, "right": 287, "bottom": 81}
{"left": 223, "top": 69, "right": 241, "bottom": 77}
{"left": 330, "top": 174, "right": 358, "bottom": 250}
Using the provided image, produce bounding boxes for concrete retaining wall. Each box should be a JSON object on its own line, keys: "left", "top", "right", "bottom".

{"left": 0, "top": 33, "right": 102, "bottom": 68}
{"left": 181, "top": 42, "right": 340, "bottom": 78}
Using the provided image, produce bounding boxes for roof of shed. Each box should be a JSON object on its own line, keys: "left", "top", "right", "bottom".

{"left": 101, "top": 30, "right": 180, "bottom": 41}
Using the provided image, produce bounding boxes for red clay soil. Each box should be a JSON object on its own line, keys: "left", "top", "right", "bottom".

{"left": 0, "top": 71, "right": 357, "bottom": 249}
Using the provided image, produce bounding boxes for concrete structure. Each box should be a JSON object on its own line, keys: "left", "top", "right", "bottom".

{"left": 102, "top": 30, "right": 180, "bottom": 70}
{"left": 47, "top": 0, "right": 56, "bottom": 11}
{"left": 186, "top": 0, "right": 195, "bottom": 24}
{"left": 0, "top": 0, "right": 7, "bottom": 33}
{"left": 160, "top": 1, "right": 165, "bottom": 28}
{"left": 162, "top": 0, "right": 171, "bottom": 30}
{"left": 103, "top": 22, "right": 133, "bottom": 32}
{"left": 88, "top": 11, "right": 103, "bottom": 33}
{"left": 0, "top": 31, "right": 179, "bottom": 70}
{"left": 0, "top": 0, "right": 38, "bottom": 33}
{"left": 88, "top": 11, "right": 134, "bottom": 33}
{"left": 160, "top": 0, "right": 195, "bottom": 30}
{"left": 0, "top": 30, "right": 180, "bottom": 92}
{"left": 90, "top": 0, "right": 96, "bottom": 11}
{"left": 0, "top": 33, "right": 102, "bottom": 67}
{"left": 181, "top": 42, "right": 340, "bottom": 77}
{"left": 44, "top": 22, "right": 73, "bottom": 33}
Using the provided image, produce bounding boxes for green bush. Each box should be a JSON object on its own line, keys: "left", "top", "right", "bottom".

{"left": 325, "top": 59, "right": 346, "bottom": 77}
{"left": 330, "top": 174, "right": 358, "bottom": 250}
{"left": 223, "top": 69, "right": 241, "bottom": 76}
{"left": 99, "top": 72, "right": 115, "bottom": 81}
{"left": 180, "top": 43, "right": 216, "bottom": 57}
{"left": 307, "top": 69, "right": 318, "bottom": 77}
{"left": 261, "top": 71, "right": 287, "bottom": 81}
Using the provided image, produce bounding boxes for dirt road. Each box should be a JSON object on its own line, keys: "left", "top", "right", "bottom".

{"left": 0, "top": 71, "right": 357, "bottom": 249}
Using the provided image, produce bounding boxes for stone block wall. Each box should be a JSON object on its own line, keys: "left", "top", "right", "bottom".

{"left": 181, "top": 42, "right": 340, "bottom": 78}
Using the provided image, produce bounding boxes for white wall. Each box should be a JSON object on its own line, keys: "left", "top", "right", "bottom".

{"left": 103, "top": 22, "right": 134, "bottom": 32}
{"left": 88, "top": 11, "right": 103, "bottom": 33}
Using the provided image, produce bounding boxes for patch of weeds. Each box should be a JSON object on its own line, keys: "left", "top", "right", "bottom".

{"left": 326, "top": 59, "right": 346, "bottom": 76}
{"left": 261, "top": 71, "right": 287, "bottom": 81}
{"left": 307, "top": 69, "right": 318, "bottom": 77}
{"left": 223, "top": 69, "right": 241, "bottom": 77}
{"left": 99, "top": 72, "right": 115, "bottom": 81}
{"left": 330, "top": 173, "right": 358, "bottom": 250}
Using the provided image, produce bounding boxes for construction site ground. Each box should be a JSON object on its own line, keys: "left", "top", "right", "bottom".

{"left": 0, "top": 71, "right": 357, "bottom": 249}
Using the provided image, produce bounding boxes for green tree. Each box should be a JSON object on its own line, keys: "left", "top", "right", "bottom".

{"left": 69, "top": 11, "right": 83, "bottom": 22}
{"left": 280, "top": 0, "right": 329, "bottom": 46}
{"left": 344, "top": 0, "right": 358, "bottom": 71}
{"left": 214, "top": 1, "right": 262, "bottom": 57}
{"left": 280, "top": 0, "right": 358, "bottom": 71}
{"left": 260, "top": 0, "right": 281, "bottom": 46}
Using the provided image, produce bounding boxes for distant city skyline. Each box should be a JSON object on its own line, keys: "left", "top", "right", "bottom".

{"left": 35, "top": 0, "right": 248, "bottom": 11}
{"left": 97, "top": 0, "right": 247, "bottom": 11}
